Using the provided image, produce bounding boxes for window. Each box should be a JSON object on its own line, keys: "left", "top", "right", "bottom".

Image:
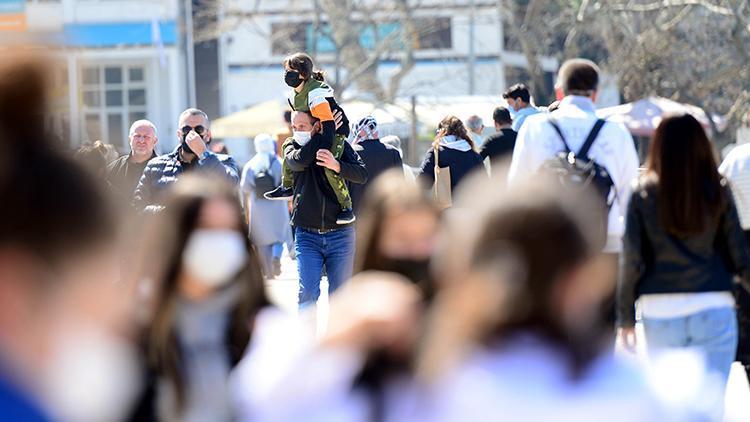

{"left": 415, "top": 18, "right": 452, "bottom": 50}
{"left": 80, "top": 64, "right": 147, "bottom": 149}
{"left": 271, "top": 22, "right": 308, "bottom": 55}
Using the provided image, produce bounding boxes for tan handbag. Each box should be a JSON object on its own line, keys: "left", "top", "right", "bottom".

{"left": 433, "top": 142, "right": 452, "bottom": 209}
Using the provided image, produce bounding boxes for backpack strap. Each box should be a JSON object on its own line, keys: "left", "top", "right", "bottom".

{"left": 577, "top": 119, "right": 606, "bottom": 158}
{"left": 548, "top": 118, "right": 571, "bottom": 153}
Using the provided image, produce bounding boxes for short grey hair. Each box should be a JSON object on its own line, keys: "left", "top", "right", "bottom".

{"left": 129, "top": 119, "right": 158, "bottom": 137}
{"left": 179, "top": 108, "right": 210, "bottom": 127}
{"left": 466, "top": 115, "right": 484, "bottom": 131}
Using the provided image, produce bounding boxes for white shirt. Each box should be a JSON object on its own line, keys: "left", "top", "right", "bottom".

{"left": 719, "top": 142, "right": 750, "bottom": 230}
{"left": 508, "top": 96, "right": 640, "bottom": 253}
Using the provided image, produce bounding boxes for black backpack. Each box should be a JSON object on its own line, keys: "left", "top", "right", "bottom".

{"left": 254, "top": 167, "right": 277, "bottom": 199}
{"left": 540, "top": 118, "right": 615, "bottom": 241}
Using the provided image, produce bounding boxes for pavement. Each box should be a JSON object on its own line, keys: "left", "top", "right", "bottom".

{"left": 266, "top": 254, "right": 750, "bottom": 421}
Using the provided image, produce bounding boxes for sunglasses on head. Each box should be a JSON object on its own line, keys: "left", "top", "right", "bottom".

{"left": 181, "top": 125, "right": 206, "bottom": 136}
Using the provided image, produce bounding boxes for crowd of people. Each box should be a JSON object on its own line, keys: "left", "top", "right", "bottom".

{"left": 1, "top": 47, "right": 749, "bottom": 422}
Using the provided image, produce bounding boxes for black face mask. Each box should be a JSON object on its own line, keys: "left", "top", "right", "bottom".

{"left": 284, "top": 70, "right": 303, "bottom": 88}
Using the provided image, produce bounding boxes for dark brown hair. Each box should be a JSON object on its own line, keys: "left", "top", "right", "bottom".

{"left": 284, "top": 52, "right": 325, "bottom": 82}
{"left": 438, "top": 115, "right": 475, "bottom": 150}
{"left": 557, "top": 58, "right": 599, "bottom": 96}
{"left": 354, "top": 170, "right": 439, "bottom": 278}
{"left": 0, "top": 53, "right": 115, "bottom": 267}
{"left": 134, "top": 175, "right": 269, "bottom": 412}
{"left": 646, "top": 113, "right": 724, "bottom": 237}
{"left": 74, "top": 140, "right": 111, "bottom": 176}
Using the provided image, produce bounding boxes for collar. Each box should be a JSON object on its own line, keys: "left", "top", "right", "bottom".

{"left": 559, "top": 96, "right": 597, "bottom": 113}
{"left": 128, "top": 150, "right": 157, "bottom": 164}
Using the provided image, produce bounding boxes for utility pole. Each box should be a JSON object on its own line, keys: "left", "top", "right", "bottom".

{"left": 468, "top": 0, "right": 476, "bottom": 95}
{"left": 184, "top": 0, "right": 197, "bottom": 106}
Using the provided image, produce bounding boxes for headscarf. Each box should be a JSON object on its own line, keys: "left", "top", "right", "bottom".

{"left": 351, "top": 115, "right": 379, "bottom": 145}
{"left": 249, "top": 133, "right": 276, "bottom": 173}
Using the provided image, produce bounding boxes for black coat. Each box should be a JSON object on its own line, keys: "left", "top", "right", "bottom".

{"left": 617, "top": 180, "right": 750, "bottom": 327}
{"left": 349, "top": 139, "right": 403, "bottom": 212}
{"left": 286, "top": 131, "right": 368, "bottom": 230}
{"left": 418, "top": 145, "right": 485, "bottom": 192}
{"left": 106, "top": 152, "right": 156, "bottom": 204}
{"left": 480, "top": 128, "right": 517, "bottom": 162}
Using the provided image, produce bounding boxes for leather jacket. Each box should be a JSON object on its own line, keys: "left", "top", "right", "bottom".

{"left": 617, "top": 178, "right": 750, "bottom": 327}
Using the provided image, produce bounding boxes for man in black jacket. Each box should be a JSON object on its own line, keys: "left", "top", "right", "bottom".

{"left": 286, "top": 110, "right": 368, "bottom": 309}
{"left": 106, "top": 119, "right": 158, "bottom": 204}
{"left": 479, "top": 106, "right": 517, "bottom": 172}
{"left": 348, "top": 116, "right": 403, "bottom": 211}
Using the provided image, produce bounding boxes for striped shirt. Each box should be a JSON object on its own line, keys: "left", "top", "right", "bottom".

{"left": 720, "top": 142, "right": 750, "bottom": 229}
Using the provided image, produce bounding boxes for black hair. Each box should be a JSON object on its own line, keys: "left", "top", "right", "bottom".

{"left": 502, "top": 84, "right": 531, "bottom": 103}
{"left": 492, "top": 106, "right": 512, "bottom": 125}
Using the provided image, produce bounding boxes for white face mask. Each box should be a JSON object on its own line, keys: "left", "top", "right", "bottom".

{"left": 42, "top": 323, "right": 141, "bottom": 422}
{"left": 293, "top": 130, "right": 312, "bottom": 146}
{"left": 182, "top": 229, "right": 247, "bottom": 287}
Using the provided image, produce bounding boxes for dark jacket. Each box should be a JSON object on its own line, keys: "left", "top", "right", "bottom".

{"left": 350, "top": 139, "right": 403, "bottom": 211}
{"left": 286, "top": 133, "right": 367, "bottom": 231}
{"left": 134, "top": 146, "right": 239, "bottom": 213}
{"left": 418, "top": 145, "right": 485, "bottom": 192}
{"left": 617, "top": 180, "right": 750, "bottom": 327}
{"left": 106, "top": 151, "right": 157, "bottom": 204}
{"left": 480, "top": 128, "right": 517, "bottom": 162}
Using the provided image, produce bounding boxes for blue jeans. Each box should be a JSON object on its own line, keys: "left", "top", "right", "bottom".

{"left": 643, "top": 307, "right": 737, "bottom": 418}
{"left": 258, "top": 242, "right": 284, "bottom": 276}
{"left": 295, "top": 227, "right": 355, "bottom": 308}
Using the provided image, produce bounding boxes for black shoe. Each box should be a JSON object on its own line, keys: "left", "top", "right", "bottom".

{"left": 264, "top": 186, "right": 293, "bottom": 201}
{"left": 336, "top": 208, "right": 356, "bottom": 225}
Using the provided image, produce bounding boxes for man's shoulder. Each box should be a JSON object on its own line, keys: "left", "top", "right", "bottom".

{"left": 106, "top": 154, "right": 129, "bottom": 171}
{"left": 724, "top": 143, "right": 750, "bottom": 164}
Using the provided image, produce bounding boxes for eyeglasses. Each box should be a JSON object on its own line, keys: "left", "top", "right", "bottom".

{"left": 181, "top": 125, "right": 206, "bottom": 136}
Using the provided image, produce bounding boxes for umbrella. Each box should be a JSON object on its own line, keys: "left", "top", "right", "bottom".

{"left": 596, "top": 96, "right": 716, "bottom": 137}
{"left": 211, "top": 100, "right": 290, "bottom": 139}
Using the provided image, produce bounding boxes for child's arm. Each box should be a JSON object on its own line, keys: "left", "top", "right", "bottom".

{"left": 285, "top": 134, "right": 321, "bottom": 171}
{"left": 308, "top": 93, "right": 336, "bottom": 151}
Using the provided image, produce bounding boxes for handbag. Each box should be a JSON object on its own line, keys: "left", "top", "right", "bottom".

{"left": 433, "top": 142, "right": 452, "bottom": 209}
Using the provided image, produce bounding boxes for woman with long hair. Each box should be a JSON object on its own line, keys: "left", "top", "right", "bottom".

{"left": 617, "top": 113, "right": 750, "bottom": 420}
{"left": 128, "top": 175, "right": 269, "bottom": 421}
{"left": 418, "top": 115, "right": 485, "bottom": 197}
{"left": 420, "top": 177, "right": 670, "bottom": 421}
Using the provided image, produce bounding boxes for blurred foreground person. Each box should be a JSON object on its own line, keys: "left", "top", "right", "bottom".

{"left": 0, "top": 54, "right": 140, "bottom": 421}
{"left": 128, "top": 175, "right": 269, "bottom": 422}
{"left": 241, "top": 133, "right": 290, "bottom": 278}
{"left": 231, "top": 171, "right": 440, "bottom": 421}
{"left": 618, "top": 114, "right": 750, "bottom": 420}
{"left": 424, "top": 177, "right": 674, "bottom": 421}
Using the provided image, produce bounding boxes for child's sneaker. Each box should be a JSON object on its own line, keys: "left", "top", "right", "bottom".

{"left": 336, "top": 208, "right": 356, "bottom": 225}
{"left": 264, "top": 186, "right": 293, "bottom": 201}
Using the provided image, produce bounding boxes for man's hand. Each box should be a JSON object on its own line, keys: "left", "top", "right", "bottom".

{"left": 185, "top": 130, "right": 207, "bottom": 157}
{"left": 618, "top": 326, "right": 637, "bottom": 353}
{"left": 316, "top": 149, "right": 341, "bottom": 173}
{"left": 333, "top": 110, "right": 344, "bottom": 131}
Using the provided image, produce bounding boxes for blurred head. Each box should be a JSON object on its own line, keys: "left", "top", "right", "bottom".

{"left": 557, "top": 58, "right": 599, "bottom": 100}
{"left": 134, "top": 175, "right": 268, "bottom": 409}
{"left": 438, "top": 115, "right": 475, "bottom": 150}
{"left": 424, "top": 177, "right": 614, "bottom": 377}
{"left": 355, "top": 170, "right": 441, "bottom": 296}
{"left": 503, "top": 84, "right": 531, "bottom": 111}
{"left": 74, "top": 140, "right": 111, "bottom": 176}
{"left": 647, "top": 113, "right": 723, "bottom": 237}
{"left": 254, "top": 133, "right": 276, "bottom": 156}
{"left": 492, "top": 106, "right": 512, "bottom": 130}
{"left": 0, "top": 53, "right": 136, "bottom": 420}
{"left": 283, "top": 52, "right": 324, "bottom": 88}
{"left": 466, "top": 115, "right": 484, "bottom": 135}
{"left": 128, "top": 120, "right": 158, "bottom": 160}
{"left": 177, "top": 108, "right": 211, "bottom": 147}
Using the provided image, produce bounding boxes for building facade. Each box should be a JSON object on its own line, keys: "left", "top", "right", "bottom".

{"left": 4, "top": 0, "right": 190, "bottom": 154}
